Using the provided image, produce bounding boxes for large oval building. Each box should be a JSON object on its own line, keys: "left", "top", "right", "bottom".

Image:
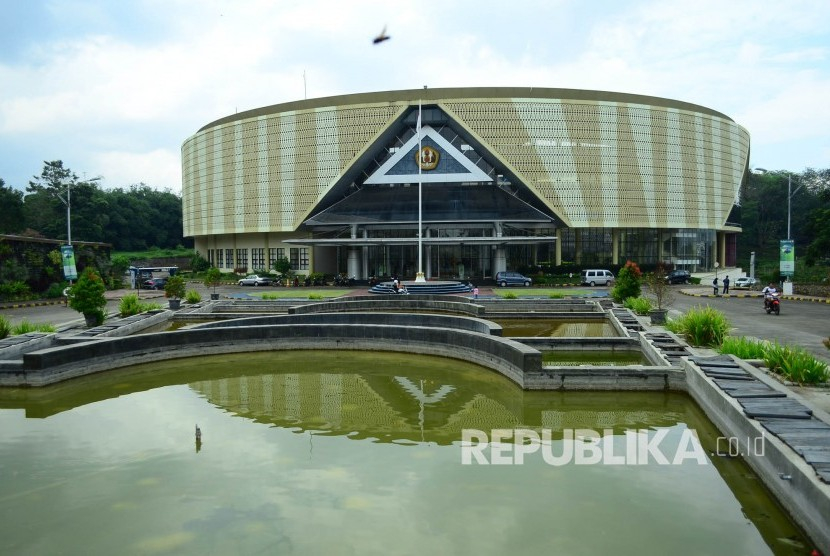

{"left": 181, "top": 87, "right": 748, "bottom": 281}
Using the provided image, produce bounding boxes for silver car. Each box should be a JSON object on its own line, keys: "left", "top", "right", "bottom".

{"left": 238, "top": 274, "right": 272, "bottom": 287}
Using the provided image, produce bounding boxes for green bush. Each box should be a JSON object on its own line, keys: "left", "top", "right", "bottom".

{"left": 68, "top": 267, "right": 107, "bottom": 325}
{"left": 502, "top": 291, "right": 518, "bottom": 299}
{"left": 719, "top": 336, "right": 769, "bottom": 359}
{"left": 611, "top": 261, "right": 642, "bottom": 303}
{"left": 44, "top": 282, "right": 69, "bottom": 299}
{"left": 119, "top": 293, "right": 163, "bottom": 317}
{"left": 548, "top": 292, "right": 564, "bottom": 299}
{"left": 764, "top": 342, "right": 829, "bottom": 385}
{"left": 164, "top": 275, "right": 186, "bottom": 300}
{"left": 308, "top": 293, "right": 323, "bottom": 300}
{"left": 665, "top": 306, "right": 730, "bottom": 347}
{"left": 0, "top": 315, "right": 11, "bottom": 339}
{"left": 0, "top": 280, "right": 32, "bottom": 301}
{"left": 12, "top": 320, "right": 57, "bottom": 334}
{"left": 185, "top": 289, "right": 202, "bottom": 303}
{"left": 623, "top": 296, "right": 652, "bottom": 315}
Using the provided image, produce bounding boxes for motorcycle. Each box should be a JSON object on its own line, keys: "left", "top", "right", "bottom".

{"left": 764, "top": 295, "right": 781, "bottom": 315}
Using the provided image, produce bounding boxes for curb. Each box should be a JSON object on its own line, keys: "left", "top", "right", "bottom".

{"left": 680, "top": 291, "right": 830, "bottom": 304}
{"left": 0, "top": 300, "right": 67, "bottom": 310}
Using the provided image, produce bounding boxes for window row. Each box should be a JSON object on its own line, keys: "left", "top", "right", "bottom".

{"left": 206, "top": 247, "right": 309, "bottom": 271}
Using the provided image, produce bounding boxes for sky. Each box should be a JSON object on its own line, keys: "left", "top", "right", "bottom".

{"left": 1, "top": 0, "right": 829, "bottom": 194}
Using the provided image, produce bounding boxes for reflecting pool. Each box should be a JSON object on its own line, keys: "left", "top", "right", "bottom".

{"left": 0, "top": 351, "right": 809, "bottom": 555}
{"left": 494, "top": 318, "right": 619, "bottom": 337}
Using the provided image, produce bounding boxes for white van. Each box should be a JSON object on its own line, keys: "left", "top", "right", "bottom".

{"left": 580, "top": 269, "right": 615, "bottom": 286}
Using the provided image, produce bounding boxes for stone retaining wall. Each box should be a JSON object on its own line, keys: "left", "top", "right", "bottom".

{"left": 12, "top": 324, "right": 538, "bottom": 387}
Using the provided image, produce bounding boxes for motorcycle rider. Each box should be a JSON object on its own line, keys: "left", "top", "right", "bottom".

{"left": 761, "top": 282, "right": 779, "bottom": 310}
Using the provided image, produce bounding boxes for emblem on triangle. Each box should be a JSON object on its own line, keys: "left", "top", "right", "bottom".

{"left": 364, "top": 125, "right": 493, "bottom": 184}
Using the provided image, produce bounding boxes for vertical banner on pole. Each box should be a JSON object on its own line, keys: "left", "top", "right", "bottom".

{"left": 61, "top": 245, "right": 78, "bottom": 280}
{"left": 779, "top": 240, "right": 794, "bottom": 278}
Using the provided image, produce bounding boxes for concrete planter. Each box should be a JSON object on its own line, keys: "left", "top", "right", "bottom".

{"left": 168, "top": 299, "right": 181, "bottom": 310}
{"left": 83, "top": 313, "right": 99, "bottom": 328}
{"left": 210, "top": 293, "right": 220, "bottom": 300}
{"left": 649, "top": 309, "right": 668, "bottom": 325}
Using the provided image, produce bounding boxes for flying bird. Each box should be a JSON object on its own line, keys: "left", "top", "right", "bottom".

{"left": 373, "top": 26, "right": 390, "bottom": 44}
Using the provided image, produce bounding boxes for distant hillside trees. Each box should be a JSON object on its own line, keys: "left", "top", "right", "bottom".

{"left": 6, "top": 160, "right": 190, "bottom": 251}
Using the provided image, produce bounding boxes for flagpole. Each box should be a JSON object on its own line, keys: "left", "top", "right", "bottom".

{"left": 416, "top": 100, "right": 425, "bottom": 282}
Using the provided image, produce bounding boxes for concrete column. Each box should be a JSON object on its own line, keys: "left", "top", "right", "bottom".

{"left": 574, "top": 229, "right": 582, "bottom": 265}
{"left": 611, "top": 229, "right": 619, "bottom": 266}
{"left": 555, "top": 229, "right": 562, "bottom": 266}
{"left": 347, "top": 248, "right": 361, "bottom": 280}
{"left": 494, "top": 247, "right": 506, "bottom": 276}
{"left": 718, "top": 231, "right": 726, "bottom": 269}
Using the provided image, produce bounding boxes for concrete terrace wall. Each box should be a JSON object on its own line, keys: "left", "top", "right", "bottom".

{"left": 289, "top": 295, "right": 485, "bottom": 317}
{"left": 189, "top": 312, "right": 503, "bottom": 336}
{"left": 13, "top": 324, "right": 538, "bottom": 387}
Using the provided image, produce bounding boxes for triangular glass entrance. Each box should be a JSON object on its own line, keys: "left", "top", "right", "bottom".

{"left": 364, "top": 125, "right": 493, "bottom": 184}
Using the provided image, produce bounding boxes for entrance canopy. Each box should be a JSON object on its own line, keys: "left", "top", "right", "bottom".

{"left": 304, "top": 184, "right": 554, "bottom": 226}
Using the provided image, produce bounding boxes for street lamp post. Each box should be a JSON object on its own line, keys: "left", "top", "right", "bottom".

{"left": 56, "top": 181, "right": 71, "bottom": 246}
{"left": 787, "top": 173, "right": 805, "bottom": 241}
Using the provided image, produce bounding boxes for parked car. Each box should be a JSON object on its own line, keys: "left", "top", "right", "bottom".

{"left": 580, "top": 269, "right": 615, "bottom": 286}
{"left": 665, "top": 270, "right": 691, "bottom": 284}
{"left": 142, "top": 277, "right": 168, "bottom": 290}
{"left": 733, "top": 276, "right": 758, "bottom": 289}
{"left": 495, "top": 271, "right": 532, "bottom": 287}
{"left": 238, "top": 274, "right": 272, "bottom": 287}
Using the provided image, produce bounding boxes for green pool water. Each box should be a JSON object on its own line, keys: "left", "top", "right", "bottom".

{"left": 494, "top": 318, "right": 619, "bottom": 337}
{"left": 0, "top": 351, "right": 810, "bottom": 555}
{"left": 541, "top": 349, "right": 650, "bottom": 366}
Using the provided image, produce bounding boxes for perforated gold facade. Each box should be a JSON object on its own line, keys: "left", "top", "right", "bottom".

{"left": 181, "top": 87, "right": 748, "bottom": 275}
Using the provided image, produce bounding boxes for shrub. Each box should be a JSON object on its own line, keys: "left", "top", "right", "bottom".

{"left": 548, "top": 292, "right": 564, "bottom": 299}
{"left": 824, "top": 337, "right": 830, "bottom": 350}
{"left": 119, "top": 293, "right": 162, "bottom": 317}
{"left": 611, "top": 261, "right": 642, "bottom": 303}
{"left": 44, "top": 282, "right": 69, "bottom": 299}
{"left": 308, "top": 293, "right": 323, "bottom": 300}
{"left": 12, "top": 320, "right": 57, "bottom": 334}
{"left": 0, "top": 315, "right": 11, "bottom": 339}
{"left": 719, "top": 336, "right": 769, "bottom": 359}
{"left": 665, "top": 305, "right": 730, "bottom": 347}
{"left": 502, "top": 291, "right": 518, "bottom": 299}
{"left": 68, "top": 267, "right": 107, "bottom": 325}
{"left": 764, "top": 342, "right": 829, "bottom": 385}
{"left": 0, "top": 280, "right": 32, "bottom": 301}
{"left": 164, "top": 275, "right": 186, "bottom": 300}
{"left": 624, "top": 296, "right": 652, "bottom": 315}
{"left": 185, "top": 289, "right": 202, "bottom": 303}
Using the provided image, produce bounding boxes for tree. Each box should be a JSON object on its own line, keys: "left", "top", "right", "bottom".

{"left": 25, "top": 161, "right": 103, "bottom": 242}
{"left": 611, "top": 260, "right": 642, "bottom": 303}
{"left": 68, "top": 267, "right": 107, "bottom": 326}
{"left": 0, "top": 179, "right": 25, "bottom": 234}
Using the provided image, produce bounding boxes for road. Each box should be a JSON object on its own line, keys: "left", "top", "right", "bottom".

{"left": 667, "top": 289, "right": 830, "bottom": 365}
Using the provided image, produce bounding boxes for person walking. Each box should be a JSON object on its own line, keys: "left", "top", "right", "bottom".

{"left": 722, "top": 275, "right": 730, "bottom": 295}
{"left": 712, "top": 277, "right": 719, "bottom": 296}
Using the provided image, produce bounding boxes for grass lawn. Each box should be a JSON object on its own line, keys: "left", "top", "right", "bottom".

{"left": 251, "top": 289, "right": 352, "bottom": 299}
{"left": 495, "top": 288, "right": 593, "bottom": 298}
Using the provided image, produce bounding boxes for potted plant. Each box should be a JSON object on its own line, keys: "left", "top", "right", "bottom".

{"left": 68, "top": 267, "right": 107, "bottom": 327}
{"left": 164, "top": 274, "right": 186, "bottom": 310}
{"left": 204, "top": 267, "right": 222, "bottom": 300}
{"left": 644, "top": 264, "right": 676, "bottom": 325}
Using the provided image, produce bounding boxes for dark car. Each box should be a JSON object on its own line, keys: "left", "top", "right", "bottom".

{"left": 665, "top": 270, "right": 691, "bottom": 284}
{"left": 495, "top": 271, "right": 532, "bottom": 287}
{"left": 143, "top": 277, "right": 168, "bottom": 290}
